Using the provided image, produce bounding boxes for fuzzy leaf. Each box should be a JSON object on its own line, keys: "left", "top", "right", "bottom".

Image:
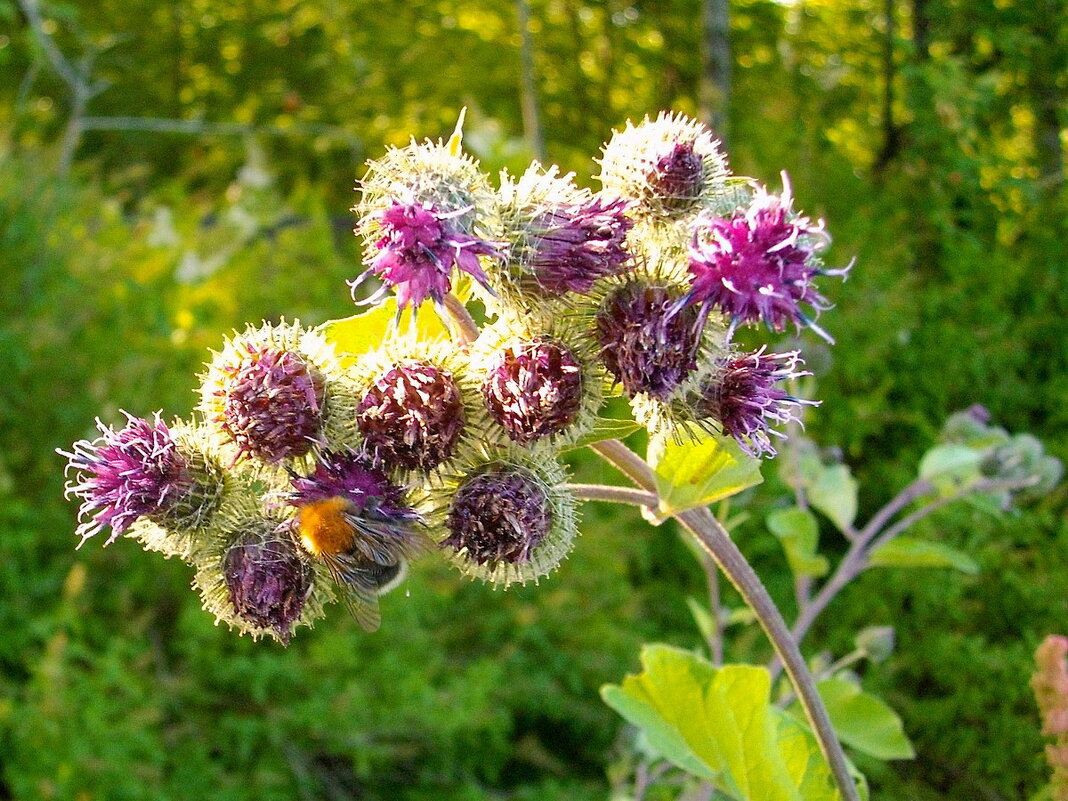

{"left": 601, "top": 645, "right": 847, "bottom": 801}
{"left": 807, "top": 464, "right": 859, "bottom": 533}
{"left": 867, "top": 537, "right": 979, "bottom": 574}
{"left": 918, "top": 444, "right": 983, "bottom": 494}
{"left": 318, "top": 300, "right": 449, "bottom": 365}
{"left": 789, "top": 678, "right": 915, "bottom": 762}
{"left": 648, "top": 426, "right": 764, "bottom": 518}
{"left": 767, "top": 507, "right": 830, "bottom": 578}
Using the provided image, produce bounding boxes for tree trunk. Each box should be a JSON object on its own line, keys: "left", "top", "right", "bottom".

{"left": 516, "top": 0, "right": 545, "bottom": 162}
{"left": 699, "top": 0, "right": 731, "bottom": 147}
{"left": 875, "top": 0, "right": 900, "bottom": 169}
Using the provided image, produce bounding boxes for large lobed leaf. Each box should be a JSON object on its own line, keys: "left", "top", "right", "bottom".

{"left": 601, "top": 644, "right": 856, "bottom": 801}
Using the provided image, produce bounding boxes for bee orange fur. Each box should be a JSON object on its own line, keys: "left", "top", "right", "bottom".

{"left": 297, "top": 497, "right": 356, "bottom": 556}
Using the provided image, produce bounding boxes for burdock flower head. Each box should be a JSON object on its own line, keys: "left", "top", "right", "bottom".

{"left": 59, "top": 412, "right": 223, "bottom": 547}
{"left": 482, "top": 336, "right": 585, "bottom": 446}
{"left": 596, "top": 282, "right": 704, "bottom": 399}
{"left": 497, "top": 163, "right": 633, "bottom": 302}
{"left": 356, "top": 357, "right": 468, "bottom": 472}
{"left": 689, "top": 348, "right": 815, "bottom": 457}
{"left": 524, "top": 198, "right": 633, "bottom": 295}
{"left": 359, "top": 201, "right": 502, "bottom": 308}
{"left": 685, "top": 176, "right": 843, "bottom": 342}
{"left": 597, "top": 111, "right": 732, "bottom": 221}
{"left": 289, "top": 449, "right": 426, "bottom": 631}
{"left": 200, "top": 322, "right": 344, "bottom": 465}
{"left": 223, "top": 525, "right": 313, "bottom": 645}
{"left": 354, "top": 113, "right": 503, "bottom": 309}
{"left": 439, "top": 450, "right": 577, "bottom": 586}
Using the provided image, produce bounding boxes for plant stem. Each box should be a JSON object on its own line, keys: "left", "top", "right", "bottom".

{"left": 676, "top": 506, "right": 860, "bottom": 801}
{"left": 566, "top": 483, "right": 658, "bottom": 508}
{"left": 786, "top": 474, "right": 1040, "bottom": 653}
{"left": 588, "top": 440, "right": 859, "bottom": 801}
{"left": 589, "top": 439, "right": 657, "bottom": 493}
{"left": 442, "top": 293, "right": 480, "bottom": 345}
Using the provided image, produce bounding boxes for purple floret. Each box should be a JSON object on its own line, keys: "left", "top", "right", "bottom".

{"left": 363, "top": 202, "right": 502, "bottom": 308}
{"left": 686, "top": 183, "right": 840, "bottom": 341}
{"left": 59, "top": 412, "right": 198, "bottom": 547}
{"left": 693, "top": 348, "right": 816, "bottom": 457}
{"left": 527, "top": 198, "right": 633, "bottom": 294}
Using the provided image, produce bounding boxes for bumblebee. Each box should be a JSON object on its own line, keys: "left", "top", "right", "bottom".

{"left": 296, "top": 496, "right": 422, "bottom": 632}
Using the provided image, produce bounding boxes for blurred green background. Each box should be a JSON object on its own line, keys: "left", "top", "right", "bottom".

{"left": 1, "top": 0, "right": 1066, "bottom": 798}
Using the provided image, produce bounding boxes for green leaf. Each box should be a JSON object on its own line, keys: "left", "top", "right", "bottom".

{"left": 565, "top": 417, "right": 642, "bottom": 451}
{"left": 317, "top": 300, "right": 449, "bottom": 364}
{"left": 867, "top": 537, "right": 979, "bottom": 574}
{"left": 807, "top": 464, "right": 859, "bottom": 533}
{"left": 854, "top": 626, "right": 895, "bottom": 664}
{"left": 648, "top": 426, "right": 764, "bottom": 518}
{"left": 918, "top": 444, "right": 983, "bottom": 494}
{"left": 601, "top": 645, "right": 847, "bottom": 801}
{"left": 767, "top": 507, "right": 830, "bottom": 578}
{"left": 789, "top": 678, "right": 914, "bottom": 762}
{"left": 686, "top": 597, "right": 716, "bottom": 645}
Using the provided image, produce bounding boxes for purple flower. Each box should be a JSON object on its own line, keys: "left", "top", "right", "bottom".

{"left": 356, "top": 361, "right": 465, "bottom": 471}
{"left": 596, "top": 283, "right": 703, "bottom": 399}
{"left": 59, "top": 412, "right": 209, "bottom": 547}
{"left": 216, "top": 345, "right": 324, "bottom": 463}
{"left": 649, "top": 143, "right": 705, "bottom": 210}
{"left": 444, "top": 466, "right": 552, "bottom": 567}
{"left": 692, "top": 348, "right": 815, "bottom": 457}
{"left": 361, "top": 202, "right": 502, "bottom": 308}
{"left": 482, "top": 337, "right": 584, "bottom": 445}
{"left": 686, "top": 182, "right": 840, "bottom": 341}
{"left": 527, "top": 198, "right": 633, "bottom": 294}
{"left": 224, "top": 528, "right": 312, "bottom": 646}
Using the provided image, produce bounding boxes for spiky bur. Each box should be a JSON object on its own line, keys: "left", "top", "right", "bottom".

{"left": 356, "top": 360, "right": 467, "bottom": 472}
{"left": 289, "top": 450, "right": 427, "bottom": 631}
{"left": 1032, "top": 636, "right": 1068, "bottom": 801}
{"left": 438, "top": 451, "right": 578, "bottom": 587}
{"left": 495, "top": 164, "right": 633, "bottom": 306}
{"left": 353, "top": 133, "right": 503, "bottom": 308}
{"left": 685, "top": 177, "right": 845, "bottom": 342}
{"left": 687, "top": 348, "right": 815, "bottom": 457}
{"left": 223, "top": 526, "right": 313, "bottom": 646}
{"left": 597, "top": 111, "right": 733, "bottom": 222}
{"left": 481, "top": 336, "right": 585, "bottom": 446}
{"left": 199, "top": 322, "right": 350, "bottom": 465}
{"left": 194, "top": 509, "right": 328, "bottom": 644}
{"left": 596, "top": 282, "right": 704, "bottom": 400}
{"left": 58, "top": 412, "right": 224, "bottom": 548}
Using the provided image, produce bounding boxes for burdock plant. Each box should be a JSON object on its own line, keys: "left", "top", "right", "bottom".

{"left": 59, "top": 110, "right": 1061, "bottom": 801}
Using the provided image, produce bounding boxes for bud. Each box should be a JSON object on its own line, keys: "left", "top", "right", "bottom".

{"left": 482, "top": 337, "right": 585, "bottom": 445}
{"left": 596, "top": 283, "right": 703, "bottom": 399}
{"left": 357, "top": 360, "right": 466, "bottom": 471}
{"left": 200, "top": 322, "right": 344, "bottom": 465}
{"left": 439, "top": 451, "right": 578, "bottom": 586}
{"left": 224, "top": 526, "right": 312, "bottom": 646}
{"left": 598, "top": 111, "right": 730, "bottom": 221}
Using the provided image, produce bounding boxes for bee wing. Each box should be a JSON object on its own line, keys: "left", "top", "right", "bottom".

{"left": 321, "top": 552, "right": 383, "bottom": 633}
